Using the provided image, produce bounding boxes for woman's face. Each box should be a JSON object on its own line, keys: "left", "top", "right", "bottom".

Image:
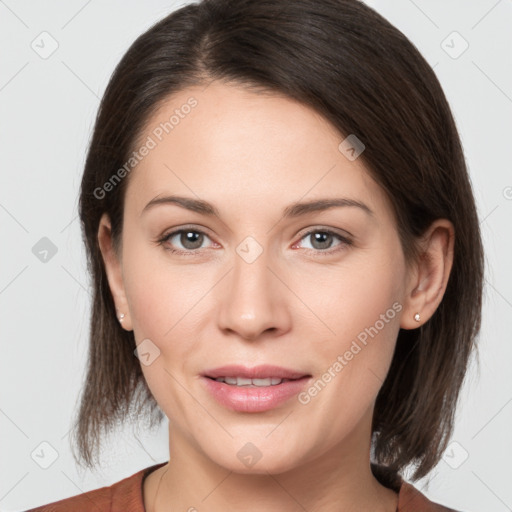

{"left": 107, "top": 81, "right": 413, "bottom": 473}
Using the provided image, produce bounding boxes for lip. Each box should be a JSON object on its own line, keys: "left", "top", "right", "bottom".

{"left": 200, "top": 365, "right": 312, "bottom": 413}
{"left": 202, "top": 364, "right": 309, "bottom": 380}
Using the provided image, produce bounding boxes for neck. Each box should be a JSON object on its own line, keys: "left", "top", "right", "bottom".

{"left": 144, "top": 417, "right": 398, "bottom": 512}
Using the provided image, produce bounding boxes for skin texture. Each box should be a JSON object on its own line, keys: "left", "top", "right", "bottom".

{"left": 98, "top": 81, "right": 454, "bottom": 512}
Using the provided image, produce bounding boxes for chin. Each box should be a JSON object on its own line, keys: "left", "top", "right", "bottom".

{"left": 202, "top": 439, "right": 304, "bottom": 476}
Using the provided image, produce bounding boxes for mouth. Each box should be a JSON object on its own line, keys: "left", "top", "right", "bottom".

{"left": 200, "top": 365, "right": 312, "bottom": 412}
{"left": 202, "top": 364, "right": 310, "bottom": 381}
{"left": 204, "top": 376, "right": 304, "bottom": 387}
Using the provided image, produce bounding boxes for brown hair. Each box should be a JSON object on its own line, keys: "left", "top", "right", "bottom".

{"left": 73, "top": 0, "right": 484, "bottom": 481}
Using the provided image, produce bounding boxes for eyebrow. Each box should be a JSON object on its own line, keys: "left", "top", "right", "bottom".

{"left": 141, "top": 194, "right": 373, "bottom": 218}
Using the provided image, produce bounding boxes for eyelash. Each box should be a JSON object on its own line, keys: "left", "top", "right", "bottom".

{"left": 156, "top": 226, "right": 353, "bottom": 257}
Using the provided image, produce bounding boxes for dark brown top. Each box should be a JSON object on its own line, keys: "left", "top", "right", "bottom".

{"left": 25, "top": 462, "right": 459, "bottom": 511}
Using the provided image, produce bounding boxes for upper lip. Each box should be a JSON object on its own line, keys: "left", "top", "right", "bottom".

{"left": 202, "top": 365, "right": 310, "bottom": 380}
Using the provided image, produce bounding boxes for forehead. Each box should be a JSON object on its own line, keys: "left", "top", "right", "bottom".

{"left": 125, "top": 81, "right": 389, "bottom": 219}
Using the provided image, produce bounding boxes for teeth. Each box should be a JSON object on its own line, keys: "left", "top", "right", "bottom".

{"left": 214, "top": 376, "right": 287, "bottom": 386}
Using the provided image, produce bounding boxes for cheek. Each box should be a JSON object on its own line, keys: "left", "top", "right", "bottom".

{"left": 292, "top": 245, "right": 405, "bottom": 405}
{"left": 294, "top": 249, "right": 405, "bottom": 346}
{"left": 121, "top": 240, "right": 217, "bottom": 388}
{"left": 121, "top": 237, "right": 202, "bottom": 338}
{"left": 121, "top": 244, "right": 206, "bottom": 416}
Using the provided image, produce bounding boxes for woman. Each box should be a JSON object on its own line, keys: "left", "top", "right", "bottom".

{"left": 28, "top": 0, "right": 483, "bottom": 510}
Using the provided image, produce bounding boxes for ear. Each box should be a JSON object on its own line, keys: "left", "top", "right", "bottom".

{"left": 400, "top": 219, "right": 455, "bottom": 330}
{"left": 97, "top": 213, "right": 133, "bottom": 331}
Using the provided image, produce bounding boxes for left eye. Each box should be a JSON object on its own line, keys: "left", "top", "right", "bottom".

{"left": 294, "top": 229, "right": 351, "bottom": 254}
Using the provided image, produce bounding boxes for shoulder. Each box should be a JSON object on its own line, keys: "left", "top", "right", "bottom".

{"left": 371, "top": 463, "right": 462, "bottom": 512}
{"left": 25, "top": 462, "right": 167, "bottom": 512}
{"left": 398, "top": 481, "right": 462, "bottom": 512}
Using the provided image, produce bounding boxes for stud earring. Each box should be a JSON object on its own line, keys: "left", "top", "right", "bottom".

{"left": 414, "top": 313, "right": 421, "bottom": 322}
{"left": 117, "top": 312, "right": 125, "bottom": 323}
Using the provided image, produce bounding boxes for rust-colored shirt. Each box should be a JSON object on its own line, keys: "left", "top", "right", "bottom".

{"left": 26, "top": 462, "right": 459, "bottom": 511}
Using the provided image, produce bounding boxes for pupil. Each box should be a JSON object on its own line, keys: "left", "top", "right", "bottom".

{"left": 182, "top": 231, "right": 202, "bottom": 249}
{"left": 312, "top": 232, "right": 331, "bottom": 250}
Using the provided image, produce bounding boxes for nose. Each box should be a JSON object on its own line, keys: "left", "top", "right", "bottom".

{"left": 216, "top": 245, "right": 291, "bottom": 341}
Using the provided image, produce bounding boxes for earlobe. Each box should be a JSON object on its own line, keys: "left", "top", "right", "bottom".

{"left": 400, "top": 219, "right": 455, "bottom": 330}
{"left": 97, "top": 213, "right": 133, "bottom": 331}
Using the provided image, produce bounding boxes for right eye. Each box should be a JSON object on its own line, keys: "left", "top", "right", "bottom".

{"left": 157, "top": 227, "right": 217, "bottom": 255}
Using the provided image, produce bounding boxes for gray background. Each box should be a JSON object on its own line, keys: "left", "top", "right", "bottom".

{"left": 1, "top": 1, "right": 511, "bottom": 510}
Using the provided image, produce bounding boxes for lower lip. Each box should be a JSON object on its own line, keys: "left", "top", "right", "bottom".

{"left": 201, "top": 376, "right": 311, "bottom": 412}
